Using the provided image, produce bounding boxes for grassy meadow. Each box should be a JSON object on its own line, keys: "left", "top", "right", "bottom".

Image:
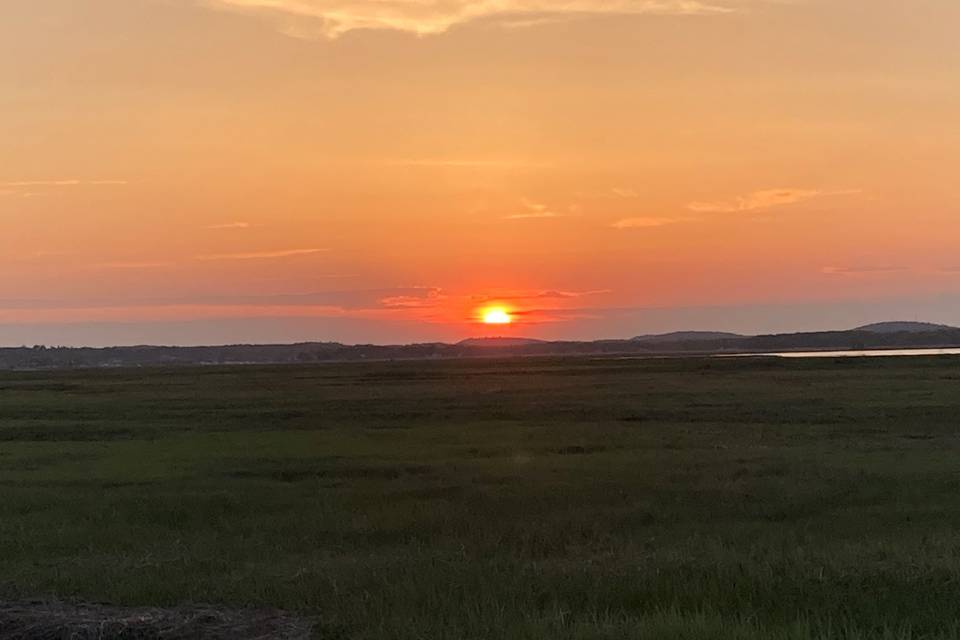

{"left": 2, "top": 355, "right": 960, "bottom": 638}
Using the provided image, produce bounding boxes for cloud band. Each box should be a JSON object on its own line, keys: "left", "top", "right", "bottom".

{"left": 202, "top": 0, "right": 741, "bottom": 38}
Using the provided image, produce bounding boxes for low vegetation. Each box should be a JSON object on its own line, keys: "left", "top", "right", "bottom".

{"left": 2, "top": 356, "right": 960, "bottom": 638}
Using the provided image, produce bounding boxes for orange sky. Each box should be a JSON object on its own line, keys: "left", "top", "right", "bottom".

{"left": 1, "top": 0, "right": 959, "bottom": 345}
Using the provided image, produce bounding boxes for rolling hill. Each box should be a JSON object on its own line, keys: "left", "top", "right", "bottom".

{"left": 632, "top": 331, "right": 745, "bottom": 343}
{"left": 457, "top": 337, "right": 548, "bottom": 348}
{"left": 854, "top": 321, "right": 957, "bottom": 334}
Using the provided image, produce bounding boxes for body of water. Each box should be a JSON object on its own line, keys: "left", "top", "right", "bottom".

{"left": 748, "top": 348, "right": 960, "bottom": 359}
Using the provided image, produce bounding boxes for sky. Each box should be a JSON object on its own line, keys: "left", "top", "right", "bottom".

{"left": 2, "top": 0, "right": 959, "bottom": 346}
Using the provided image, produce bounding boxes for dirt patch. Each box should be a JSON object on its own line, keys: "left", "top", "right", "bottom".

{"left": 0, "top": 600, "right": 314, "bottom": 639}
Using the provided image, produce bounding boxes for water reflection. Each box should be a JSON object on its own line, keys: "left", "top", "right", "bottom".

{"left": 760, "top": 348, "right": 960, "bottom": 359}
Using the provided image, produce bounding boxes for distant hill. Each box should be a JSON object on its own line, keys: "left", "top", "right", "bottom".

{"left": 3, "top": 320, "right": 960, "bottom": 369}
{"left": 632, "top": 331, "right": 744, "bottom": 343}
{"left": 854, "top": 321, "right": 957, "bottom": 334}
{"left": 458, "top": 337, "right": 548, "bottom": 348}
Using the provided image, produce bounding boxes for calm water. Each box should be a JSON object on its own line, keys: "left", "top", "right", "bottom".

{"left": 755, "top": 348, "right": 960, "bottom": 359}
{"left": 611, "top": 348, "right": 960, "bottom": 361}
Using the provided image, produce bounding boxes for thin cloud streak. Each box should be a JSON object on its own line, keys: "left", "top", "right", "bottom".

{"left": 0, "top": 180, "right": 128, "bottom": 187}
{"left": 612, "top": 216, "right": 698, "bottom": 228}
{"left": 94, "top": 261, "right": 177, "bottom": 270}
{"left": 202, "top": 0, "right": 744, "bottom": 39}
{"left": 387, "top": 158, "right": 550, "bottom": 169}
{"left": 504, "top": 198, "right": 571, "bottom": 220}
{"left": 821, "top": 266, "right": 907, "bottom": 277}
{"left": 504, "top": 211, "right": 565, "bottom": 220}
{"left": 195, "top": 248, "right": 328, "bottom": 261}
{"left": 0, "top": 287, "right": 442, "bottom": 312}
{"left": 473, "top": 289, "right": 612, "bottom": 303}
{"left": 205, "top": 221, "right": 256, "bottom": 230}
{"left": 0, "top": 179, "right": 129, "bottom": 198}
{"left": 689, "top": 188, "right": 861, "bottom": 213}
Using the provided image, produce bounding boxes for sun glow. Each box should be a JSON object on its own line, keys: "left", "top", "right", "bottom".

{"left": 481, "top": 307, "right": 513, "bottom": 325}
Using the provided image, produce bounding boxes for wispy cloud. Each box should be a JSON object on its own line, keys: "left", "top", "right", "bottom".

{"left": 196, "top": 248, "right": 328, "bottom": 261}
{"left": 476, "top": 289, "right": 611, "bottom": 302}
{"left": 534, "top": 289, "right": 611, "bottom": 299}
{"left": 95, "top": 261, "right": 176, "bottom": 270}
{"left": 380, "top": 287, "right": 443, "bottom": 309}
{"left": 497, "top": 14, "right": 580, "bottom": 30}
{"left": 0, "top": 180, "right": 128, "bottom": 187}
{"left": 0, "top": 285, "right": 615, "bottom": 328}
{"left": 504, "top": 198, "right": 570, "bottom": 220}
{"left": 689, "top": 188, "right": 860, "bottom": 214}
{"left": 205, "top": 221, "right": 256, "bottom": 230}
{"left": 612, "top": 187, "right": 639, "bottom": 198}
{"left": 821, "top": 266, "right": 906, "bottom": 277}
{"left": 202, "top": 0, "right": 742, "bottom": 39}
{"left": 0, "top": 287, "right": 443, "bottom": 313}
{"left": 0, "top": 179, "right": 128, "bottom": 199}
{"left": 387, "top": 158, "right": 548, "bottom": 169}
{"left": 504, "top": 212, "right": 564, "bottom": 220}
{"left": 612, "top": 216, "right": 697, "bottom": 229}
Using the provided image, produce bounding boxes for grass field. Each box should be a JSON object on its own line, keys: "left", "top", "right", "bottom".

{"left": 3, "top": 355, "right": 960, "bottom": 638}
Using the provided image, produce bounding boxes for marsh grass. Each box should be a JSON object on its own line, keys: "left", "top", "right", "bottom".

{"left": 2, "top": 356, "right": 960, "bottom": 638}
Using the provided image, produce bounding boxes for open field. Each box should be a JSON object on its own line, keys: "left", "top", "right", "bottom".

{"left": 3, "top": 356, "right": 960, "bottom": 638}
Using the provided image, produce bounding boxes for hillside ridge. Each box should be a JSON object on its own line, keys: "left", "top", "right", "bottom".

{"left": 3, "top": 321, "right": 960, "bottom": 369}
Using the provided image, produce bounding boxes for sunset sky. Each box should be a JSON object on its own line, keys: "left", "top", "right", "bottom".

{"left": 2, "top": 0, "right": 959, "bottom": 346}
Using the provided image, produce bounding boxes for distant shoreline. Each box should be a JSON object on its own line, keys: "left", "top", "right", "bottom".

{"left": 2, "top": 323, "right": 960, "bottom": 370}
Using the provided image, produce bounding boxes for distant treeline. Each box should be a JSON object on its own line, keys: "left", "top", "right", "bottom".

{"left": 2, "top": 328, "right": 960, "bottom": 369}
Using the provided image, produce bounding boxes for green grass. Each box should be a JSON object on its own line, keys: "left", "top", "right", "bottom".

{"left": 2, "top": 355, "right": 960, "bottom": 638}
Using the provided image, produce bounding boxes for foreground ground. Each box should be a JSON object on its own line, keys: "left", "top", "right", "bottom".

{"left": 2, "top": 356, "right": 960, "bottom": 638}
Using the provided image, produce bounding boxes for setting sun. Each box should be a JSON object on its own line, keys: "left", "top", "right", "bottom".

{"left": 482, "top": 307, "right": 513, "bottom": 325}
